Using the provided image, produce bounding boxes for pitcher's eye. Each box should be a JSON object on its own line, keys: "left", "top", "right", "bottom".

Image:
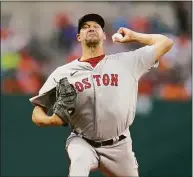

{"left": 94, "top": 25, "right": 100, "bottom": 29}
{"left": 82, "top": 25, "right": 89, "bottom": 29}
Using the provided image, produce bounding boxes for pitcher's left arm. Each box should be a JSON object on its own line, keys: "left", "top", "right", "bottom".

{"left": 32, "top": 106, "right": 65, "bottom": 127}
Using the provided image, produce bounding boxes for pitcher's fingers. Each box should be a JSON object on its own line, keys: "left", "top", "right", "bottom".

{"left": 117, "top": 27, "right": 124, "bottom": 34}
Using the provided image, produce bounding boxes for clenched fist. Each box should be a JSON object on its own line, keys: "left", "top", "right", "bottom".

{"left": 114, "top": 27, "right": 137, "bottom": 43}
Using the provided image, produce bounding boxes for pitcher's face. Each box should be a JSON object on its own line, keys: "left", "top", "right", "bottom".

{"left": 77, "top": 21, "right": 106, "bottom": 47}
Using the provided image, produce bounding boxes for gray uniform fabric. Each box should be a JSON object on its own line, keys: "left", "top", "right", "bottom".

{"left": 30, "top": 45, "right": 158, "bottom": 176}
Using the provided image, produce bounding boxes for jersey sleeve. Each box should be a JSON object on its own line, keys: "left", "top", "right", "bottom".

{"left": 29, "top": 69, "right": 58, "bottom": 109}
{"left": 120, "top": 45, "right": 159, "bottom": 80}
{"left": 38, "top": 69, "right": 58, "bottom": 95}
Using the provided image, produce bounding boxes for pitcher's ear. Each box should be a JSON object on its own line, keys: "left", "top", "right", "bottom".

{"left": 103, "top": 32, "right": 106, "bottom": 40}
{"left": 77, "top": 34, "right": 81, "bottom": 42}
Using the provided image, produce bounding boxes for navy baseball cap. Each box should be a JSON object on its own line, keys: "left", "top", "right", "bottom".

{"left": 78, "top": 13, "right": 105, "bottom": 33}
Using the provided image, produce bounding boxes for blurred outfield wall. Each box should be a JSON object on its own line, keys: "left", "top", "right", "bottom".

{"left": 1, "top": 95, "right": 192, "bottom": 176}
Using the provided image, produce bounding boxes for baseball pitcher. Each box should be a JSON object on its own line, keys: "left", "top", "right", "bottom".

{"left": 30, "top": 14, "right": 173, "bottom": 176}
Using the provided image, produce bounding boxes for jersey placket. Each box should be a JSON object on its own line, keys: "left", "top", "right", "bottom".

{"left": 77, "top": 58, "right": 106, "bottom": 139}
{"left": 80, "top": 62, "right": 98, "bottom": 138}
{"left": 91, "top": 59, "right": 106, "bottom": 139}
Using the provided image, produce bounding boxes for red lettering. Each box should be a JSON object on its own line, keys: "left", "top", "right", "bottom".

{"left": 75, "top": 82, "right": 84, "bottom": 92}
{"left": 93, "top": 75, "right": 101, "bottom": 86}
{"left": 111, "top": 74, "right": 118, "bottom": 86}
{"left": 102, "top": 74, "right": 110, "bottom": 86}
{"left": 82, "top": 78, "right": 91, "bottom": 89}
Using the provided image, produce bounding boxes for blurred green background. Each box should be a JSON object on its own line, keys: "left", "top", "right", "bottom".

{"left": 1, "top": 95, "right": 192, "bottom": 176}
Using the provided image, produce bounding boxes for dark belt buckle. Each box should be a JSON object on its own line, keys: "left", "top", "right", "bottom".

{"left": 99, "top": 141, "right": 103, "bottom": 147}
{"left": 94, "top": 141, "right": 103, "bottom": 148}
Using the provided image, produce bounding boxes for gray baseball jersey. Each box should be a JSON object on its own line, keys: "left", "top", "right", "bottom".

{"left": 30, "top": 45, "right": 158, "bottom": 176}
{"left": 34, "top": 45, "right": 158, "bottom": 141}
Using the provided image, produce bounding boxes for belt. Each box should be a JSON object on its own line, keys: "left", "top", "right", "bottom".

{"left": 73, "top": 130, "right": 126, "bottom": 148}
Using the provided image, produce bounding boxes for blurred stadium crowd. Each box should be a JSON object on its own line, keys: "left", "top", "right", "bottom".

{"left": 1, "top": 1, "right": 192, "bottom": 101}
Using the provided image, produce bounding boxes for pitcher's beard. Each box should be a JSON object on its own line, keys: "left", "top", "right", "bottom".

{"left": 85, "top": 38, "right": 100, "bottom": 48}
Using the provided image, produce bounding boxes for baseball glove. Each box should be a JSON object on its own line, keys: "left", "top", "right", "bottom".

{"left": 53, "top": 77, "right": 77, "bottom": 124}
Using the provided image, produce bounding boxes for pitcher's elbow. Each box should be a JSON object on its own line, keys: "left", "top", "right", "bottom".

{"left": 32, "top": 115, "right": 37, "bottom": 124}
{"left": 32, "top": 113, "right": 41, "bottom": 126}
{"left": 32, "top": 114, "right": 36, "bottom": 124}
{"left": 164, "top": 37, "right": 174, "bottom": 51}
{"left": 167, "top": 38, "right": 174, "bottom": 49}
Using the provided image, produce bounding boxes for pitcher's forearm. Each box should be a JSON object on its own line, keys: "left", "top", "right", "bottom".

{"left": 50, "top": 114, "right": 65, "bottom": 125}
{"left": 130, "top": 32, "right": 173, "bottom": 60}
{"left": 131, "top": 32, "right": 172, "bottom": 46}
{"left": 32, "top": 106, "right": 65, "bottom": 126}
